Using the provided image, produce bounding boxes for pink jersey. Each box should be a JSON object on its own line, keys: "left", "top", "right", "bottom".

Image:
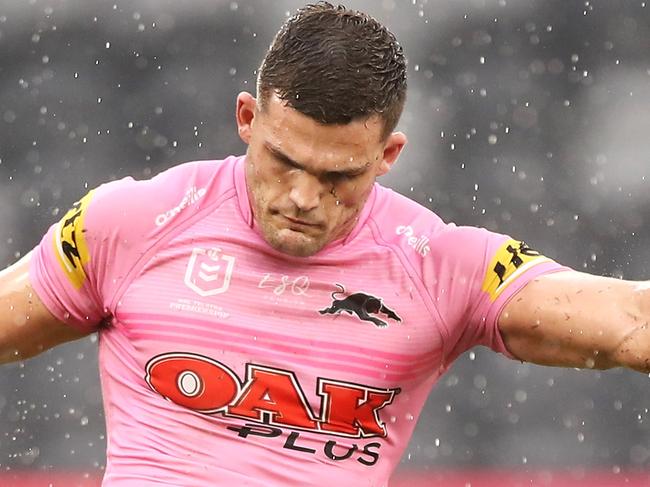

{"left": 30, "top": 156, "right": 565, "bottom": 486}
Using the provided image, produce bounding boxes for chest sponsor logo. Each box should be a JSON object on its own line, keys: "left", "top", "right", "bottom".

{"left": 396, "top": 225, "right": 430, "bottom": 257}
{"left": 53, "top": 190, "right": 94, "bottom": 289}
{"left": 145, "top": 352, "right": 401, "bottom": 466}
{"left": 184, "top": 247, "right": 235, "bottom": 297}
{"left": 482, "top": 239, "right": 549, "bottom": 301}
{"left": 155, "top": 186, "right": 206, "bottom": 227}
{"left": 319, "top": 284, "right": 402, "bottom": 328}
{"left": 145, "top": 352, "right": 399, "bottom": 439}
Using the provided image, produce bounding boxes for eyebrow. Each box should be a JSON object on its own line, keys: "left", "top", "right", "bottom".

{"left": 265, "top": 142, "right": 369, "bottom": 178}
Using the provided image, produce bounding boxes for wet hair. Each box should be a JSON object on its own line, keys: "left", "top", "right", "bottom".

{"left": 257, "top": 2, "right": 407, "bottom": 140}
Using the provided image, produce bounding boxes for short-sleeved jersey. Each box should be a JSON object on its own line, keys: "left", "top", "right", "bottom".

{"left": 30, "top": 156, "right": 566, "bottom": 486}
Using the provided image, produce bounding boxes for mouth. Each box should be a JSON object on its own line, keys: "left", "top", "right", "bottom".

{"left": 283, "top": 215, "right": 321, "bottom": 227}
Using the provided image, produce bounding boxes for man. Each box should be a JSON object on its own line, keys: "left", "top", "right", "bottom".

{"left": 0, "top": 2, "right": 648, "bottom": 486}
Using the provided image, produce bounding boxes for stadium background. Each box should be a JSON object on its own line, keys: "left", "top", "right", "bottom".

{"left": 1, "top": 0, "right": 649, "bottom": 485}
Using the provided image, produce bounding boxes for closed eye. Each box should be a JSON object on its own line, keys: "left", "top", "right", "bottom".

{"left": 265, "top": 142, "right": 368, "bottom": 180}
{"left": 326, "top": 170, "right": 363, "bottom": 181}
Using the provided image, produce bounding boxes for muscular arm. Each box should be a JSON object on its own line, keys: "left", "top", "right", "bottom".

{"left": 0, "top": 252, "right": 90, "bottom": 364}
{"left": 498, "top": 270, "right": 650, "bottom": 372}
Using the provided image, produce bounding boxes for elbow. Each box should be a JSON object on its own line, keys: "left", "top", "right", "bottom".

{"left": 607, "top": 284, "right": 650, "bottom": 372}
{"left": 606, "top": 325, "right": 650, "bottom": 373}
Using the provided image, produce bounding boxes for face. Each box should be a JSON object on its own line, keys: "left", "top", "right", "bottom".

{"left": 236, "top": 92, "right": 406, "bottom": 257}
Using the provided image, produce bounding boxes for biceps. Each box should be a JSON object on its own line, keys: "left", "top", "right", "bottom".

{"left": 497, "top": 270, "right": 640, "bottom": 369}
{"left": 0, "top": 253, "right": 90, "bottom": 363}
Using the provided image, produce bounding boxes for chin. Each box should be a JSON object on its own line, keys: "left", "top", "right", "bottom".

{"left": 267, "top": 229, "right": 326, "bottom": 258}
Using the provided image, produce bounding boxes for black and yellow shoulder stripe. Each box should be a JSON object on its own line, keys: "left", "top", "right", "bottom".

{"left": 481, "top": 239, "right": 550, "bottom": 302}
{"left": 52, "top": 191, "right": 95, "bottom": 289}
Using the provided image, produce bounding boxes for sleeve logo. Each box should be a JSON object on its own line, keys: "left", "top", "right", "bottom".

{"left": 481, "top": 239, "right": 548, "bottom": 302}
{"left": 52, "top": 191, "right": 94, "bottom": 289}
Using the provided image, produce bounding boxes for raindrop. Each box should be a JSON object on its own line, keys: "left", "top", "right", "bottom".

{"left": 514, "top": 390, "right": 527, "bottom": 403}
{"left": 3, "top": 110, "right": 16, "bottom": 123}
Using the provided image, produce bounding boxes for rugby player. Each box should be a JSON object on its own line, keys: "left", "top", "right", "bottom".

{"left": 1, "top": 3, "right": 649, "bottom": 486}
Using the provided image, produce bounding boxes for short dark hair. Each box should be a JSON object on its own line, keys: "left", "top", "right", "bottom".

{"left": 257, "top": 2, "right": 407, "bottom": 140}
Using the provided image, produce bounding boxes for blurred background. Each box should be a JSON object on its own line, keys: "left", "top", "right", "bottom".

{"left": 1, "top": 0, "right": 649, "bottom": 485}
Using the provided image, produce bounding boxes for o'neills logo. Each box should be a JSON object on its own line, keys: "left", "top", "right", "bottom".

{"left": 155, "top": 186, "right": 207, "bottom": 226}
{"left": 396, "top": 225, "right": 430, "bottom": 257}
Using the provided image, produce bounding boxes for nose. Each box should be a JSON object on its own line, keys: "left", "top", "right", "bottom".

{"left": 288, "top": 172, "right": 323, "bottom": 213}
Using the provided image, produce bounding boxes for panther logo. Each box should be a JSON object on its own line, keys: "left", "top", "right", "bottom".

{"left": 318, "top": 284, "right": 402, "bottom": 328}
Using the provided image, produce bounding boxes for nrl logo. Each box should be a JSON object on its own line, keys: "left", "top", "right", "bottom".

{"left": 184, "top": 247, "right": 236, "bottom": 297}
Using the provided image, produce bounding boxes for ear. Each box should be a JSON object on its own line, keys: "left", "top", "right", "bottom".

{"left": 236, "top": 91, "right": 257, "bottom": 144}
{"left": 377, "top": 131, "right": 407, "bottom": 176}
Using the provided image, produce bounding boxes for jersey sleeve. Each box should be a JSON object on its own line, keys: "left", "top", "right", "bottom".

{"left": 29, "top": 179, "right": 137, "bottom": 332}
{"left": 28, "top": 159, "right": 229, "bottom": 333}
{"left": 429, "top": 224, "right": 569, "bottom": 366}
